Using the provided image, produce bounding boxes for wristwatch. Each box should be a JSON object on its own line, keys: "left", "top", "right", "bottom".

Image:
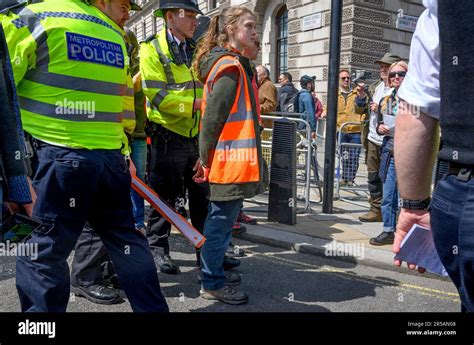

{"left": 401, "top": 198, "right": 431, "bottom": 210}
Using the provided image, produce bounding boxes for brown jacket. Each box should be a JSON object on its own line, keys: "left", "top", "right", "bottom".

{"left": 337, "top": 89, "right": 368, "bottom": 133}
{"left": 258, "top": 78, "right": 277, "bottom": 115}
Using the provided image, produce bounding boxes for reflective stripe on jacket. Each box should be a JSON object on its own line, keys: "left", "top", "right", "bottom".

{"left": 140, "top": 28, "right": 202, "bottom": 138}
{"left": 201, "top": 56, "right": 260, "bottom": 184}
{"left": 2, "top": 0, "right": 132, "bottom": 150}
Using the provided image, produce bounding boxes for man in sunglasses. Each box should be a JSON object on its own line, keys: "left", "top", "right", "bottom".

{"left": 337, "top": 69, "right": 368, "bottom": 186}
{"left": 360, "top": 53, "right": 401, "bottom": 225}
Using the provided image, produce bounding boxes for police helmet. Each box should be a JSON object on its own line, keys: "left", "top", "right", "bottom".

{"left": 129, "top": 0, "right": 142, "bottom": 11}
{"left": 153, "top": 0, "right": 203, "bottom": 18}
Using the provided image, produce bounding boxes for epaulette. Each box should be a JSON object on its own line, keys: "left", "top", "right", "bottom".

{"left": 144, "top": 34, "right": 157, "bottom": 43}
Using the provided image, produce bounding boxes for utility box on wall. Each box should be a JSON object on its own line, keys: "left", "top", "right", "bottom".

{"left": 268, "top": 119, "right": 297, "bottom": 225}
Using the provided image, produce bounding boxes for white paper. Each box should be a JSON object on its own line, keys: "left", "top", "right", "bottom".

{"left": 382, "top": 114, "right": 396, "bottom": 128}
{"left": 394, "top": 224, "right": 448, "bottom": 276}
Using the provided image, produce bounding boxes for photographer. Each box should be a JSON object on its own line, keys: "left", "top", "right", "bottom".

{"left": 336, "top": 70, "right": 368, "bottom": 186}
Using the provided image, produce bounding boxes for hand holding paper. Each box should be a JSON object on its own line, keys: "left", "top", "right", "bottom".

{"left": 394, "top": 224, "right": 448, "bottom": 276}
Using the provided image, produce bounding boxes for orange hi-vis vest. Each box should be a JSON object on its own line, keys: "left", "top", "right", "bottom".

{"left": 201, "top": 55, "right": 260, "bottom": 184}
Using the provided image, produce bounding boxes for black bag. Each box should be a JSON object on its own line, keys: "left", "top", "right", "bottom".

{"left": 281, "top": 91, "right": 300, "bottom": 113}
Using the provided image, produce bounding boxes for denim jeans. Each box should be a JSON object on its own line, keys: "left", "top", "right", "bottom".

{"left": 200, "top": 199, "right": 243, "bottom": 290}
{"left": 381, "top": 157, "right": 399, "bottom": 233}
{"left": 338, "top": 132, "right": 362, "bottom": 181}
{"left": 431, "top": 174, "right": 474, "bottom": 312}
{"left": 130, "top": 139, "right": 147, "bottom": 229}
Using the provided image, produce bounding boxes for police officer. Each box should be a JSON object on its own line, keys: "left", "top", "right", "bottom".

{"left": 140, "top": 0, "right": 232, "bottom": 274}
{"left": 69, "top": 2, "right": 145, "bottom": 305}
{"left": 393, "top": 0, "right": 474, "bottom": 312}
{"left": 2, "top": 0, "right": 168, "bottom": 312}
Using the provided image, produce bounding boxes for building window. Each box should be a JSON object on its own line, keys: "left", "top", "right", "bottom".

{"left": 276, "top": 6, "right": 288, "bottom": 79}
{"left": 209, "top": 0, "right": 217, "bottom": 10}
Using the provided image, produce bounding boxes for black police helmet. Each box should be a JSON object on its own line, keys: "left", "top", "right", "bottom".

{"left": 154, "top": 0, "right": 203, "bottom": 18}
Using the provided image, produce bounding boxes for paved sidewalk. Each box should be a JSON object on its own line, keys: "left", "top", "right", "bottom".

{"left": 236, "top": 198, "right": 448, "bottom": 281}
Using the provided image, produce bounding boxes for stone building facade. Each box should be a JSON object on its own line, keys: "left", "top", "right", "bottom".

{"left": 127, "top": 0, "right": 425, "bottom": 104}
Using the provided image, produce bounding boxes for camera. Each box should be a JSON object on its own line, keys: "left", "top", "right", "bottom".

{"left": 351, "top": 70, "right": 372, "bottom": 85}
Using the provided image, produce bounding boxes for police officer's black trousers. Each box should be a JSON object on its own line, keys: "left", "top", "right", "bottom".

{"left": 147, "top": 130, "right": 209, "bottom": 254}
{"left": 70, "top": 224, "right": 115, "bottom": 288}
{"left": 15, "top": 143, "right": 169, "bottom": 312}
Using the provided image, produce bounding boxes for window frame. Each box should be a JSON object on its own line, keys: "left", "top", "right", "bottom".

{"left": 275, "top": 5, "right": 289, "bottom": 81}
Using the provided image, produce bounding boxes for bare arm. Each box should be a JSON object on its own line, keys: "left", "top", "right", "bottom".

{"left": 392, "top": 100, "right": 440, "bottom": 272}
{"left": 394, "top": 100, "right": 439, "bottom": 200}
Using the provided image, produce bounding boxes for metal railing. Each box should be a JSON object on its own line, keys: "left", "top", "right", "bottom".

{"left": 334, "top": 121, "right": 370, "bottom": 207}
{"left": 249, "top": 112, "right": 316, "bottom": 212}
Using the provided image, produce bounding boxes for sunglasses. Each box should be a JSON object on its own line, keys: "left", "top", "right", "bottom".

{"left": 389, "top": 71, "right": 406, "bottom": 78}
{"left": 340, "top": 77, "right": 350, "bottom": 81}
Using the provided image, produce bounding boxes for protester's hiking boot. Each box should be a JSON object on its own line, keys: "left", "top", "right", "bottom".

{"left": 232, "top": 222, "right": 247, "bottom": 235}
{"left": 197, "top": 272, "right": 241, "bottom": 286}
{"left": 71, "top": 284, "right": 123, "bottom": 305}
{"left": 369, "top": 232, "right": 395, "bottom": 246}
{"left": 237, "top": 211, "right": 257, "bottom": 225}
{"left": 225, "top": 242, "right": 245, "bottom": 258}
{"left": 200, "top": 285, "right": 249, "bottom": 305}
{"left": 153, "top": 252, "right": 180, "bottom": 274}
{"left": 359, "top": 209, "right": 382, "bottom": 222}
{"left": 223, "top": 256, "right": 241, "bottom": 270}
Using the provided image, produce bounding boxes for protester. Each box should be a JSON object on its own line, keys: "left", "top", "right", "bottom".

{"left": 192, "top": 5, "right": 262, "bottom": 305}
{"left": 369, "top": 60, "right": 408, "bottom": 246}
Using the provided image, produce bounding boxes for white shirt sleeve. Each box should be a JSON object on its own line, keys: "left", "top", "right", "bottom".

{"left": 397, "top": 0, "right": 440, "bottom": 119}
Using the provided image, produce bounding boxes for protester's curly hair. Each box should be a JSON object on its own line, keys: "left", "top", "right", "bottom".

{"left": 192, "top": 6, "right": 255, "bottom": 82}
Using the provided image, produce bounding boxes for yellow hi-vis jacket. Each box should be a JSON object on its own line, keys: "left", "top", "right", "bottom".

{"left": 2, "top": 0, "right": 134, "bottom": 152}
{"left": 140, "top": 28, "right": 202, "bottom": 138}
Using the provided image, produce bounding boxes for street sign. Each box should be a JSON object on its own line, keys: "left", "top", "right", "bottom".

{"left": 302, "top": 12, "right": 322, "bottom": 31}
{"left": 396, "top": 14, "right": 418, "bottom": 32}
